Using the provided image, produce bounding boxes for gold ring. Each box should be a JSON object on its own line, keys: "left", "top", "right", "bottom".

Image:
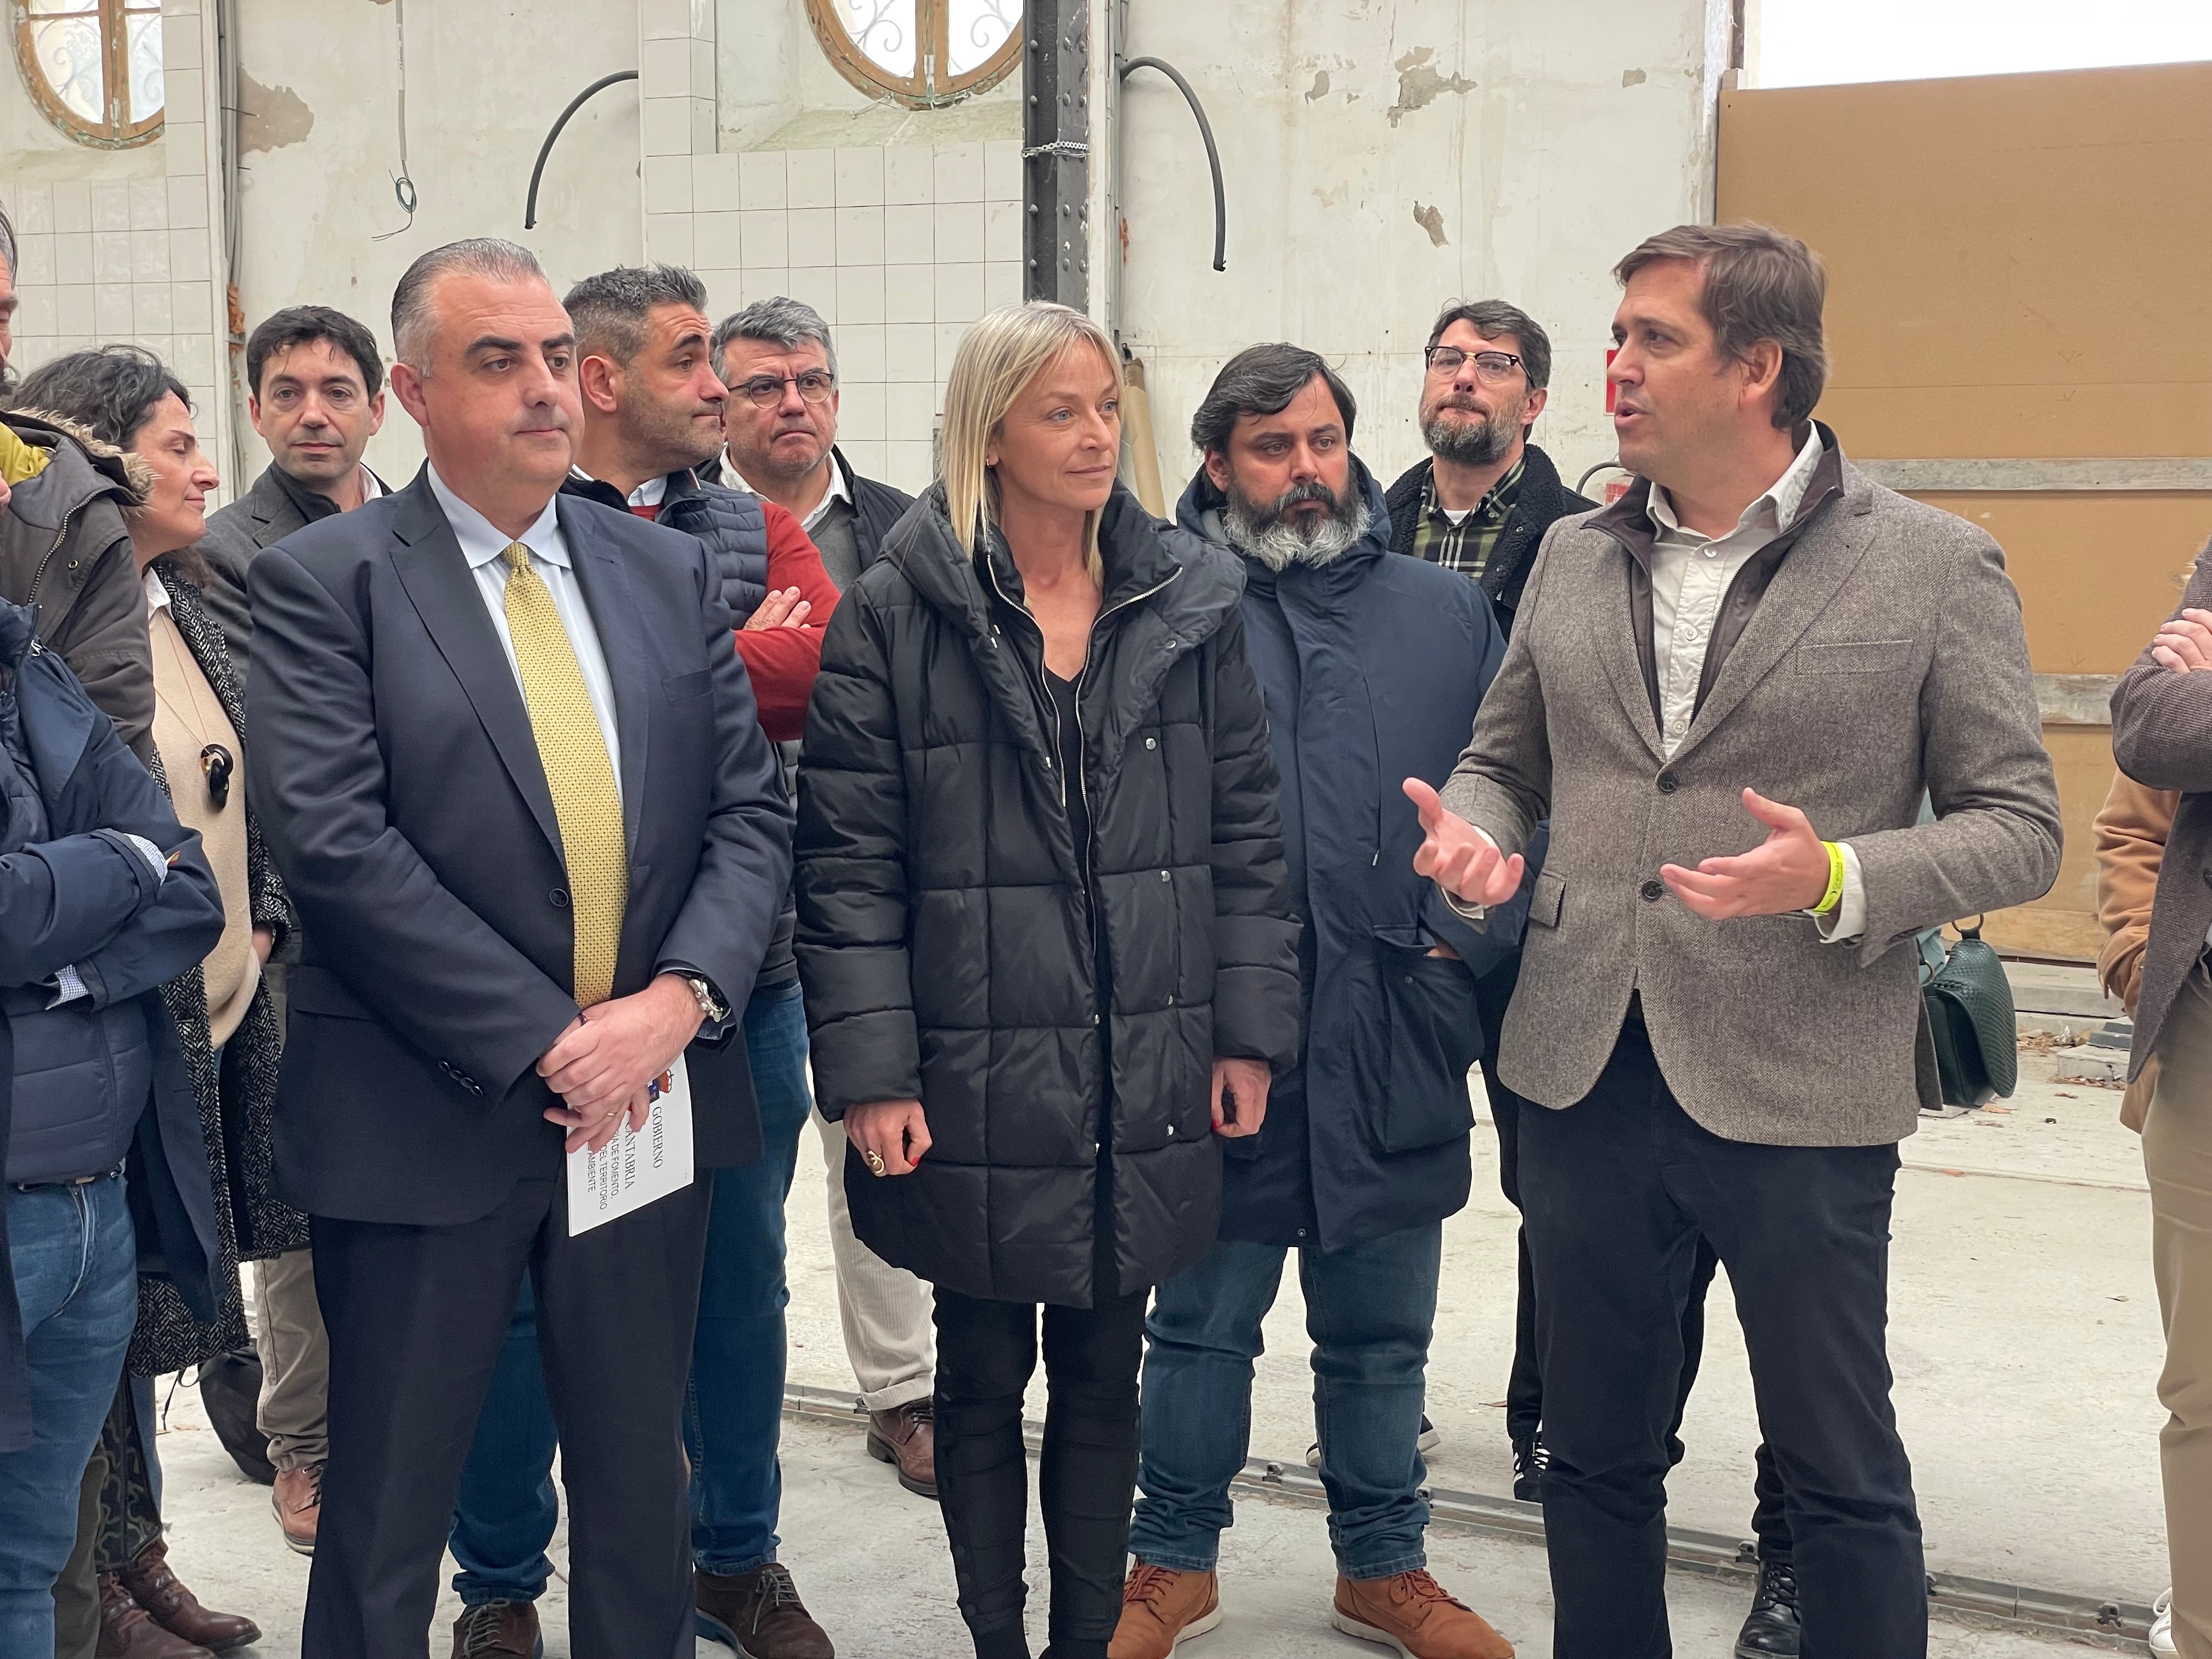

{"left": 865, "top": 1148, "right": 888, "bottom": 1176}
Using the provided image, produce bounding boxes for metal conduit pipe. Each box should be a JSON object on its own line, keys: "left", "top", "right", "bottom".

{"left": 1119, "top": 55, "right": 1227, "bottom": 273}
{"left": 524, "top": 71, "right": 640, "bottom": 231}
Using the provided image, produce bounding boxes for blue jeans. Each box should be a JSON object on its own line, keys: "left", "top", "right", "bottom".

{"left": 1128, "top": 1222, "right": 1443, "bottom": 1581}
{"left": 448, "top": 980, "right": 814, "bottom": 1599}
{"left": 0, "top": 1175, "right": 136, "bottom": 1658}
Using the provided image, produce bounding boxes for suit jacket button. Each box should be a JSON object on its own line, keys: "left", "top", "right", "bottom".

{"left": 1640, "top": 879, "right": 1664, "bottom": 901}
{"left": 550, "top": 888, "right": 571, "bottom": 908}
{"left": 1656, "top": 774, "right": 1678, "bottom": 794}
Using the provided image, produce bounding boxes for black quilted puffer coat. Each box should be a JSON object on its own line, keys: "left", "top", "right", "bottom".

{"left": 796, "top": 483, "right": 1301, "bottom": 1307}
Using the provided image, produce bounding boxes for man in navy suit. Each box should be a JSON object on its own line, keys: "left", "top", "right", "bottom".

{"left": 245, "top": 239, "right": 791, "bottom": 1659}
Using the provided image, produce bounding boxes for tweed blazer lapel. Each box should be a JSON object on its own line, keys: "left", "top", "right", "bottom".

{"left": 1588, "top": 548, "right": 1667, "bottom": 764}
{"left": 1662, "top": 473, "right": 1875, "bottom": 769}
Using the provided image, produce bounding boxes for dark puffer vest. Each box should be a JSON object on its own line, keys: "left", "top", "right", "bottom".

{"left": 795, "top": 484, "right": 1302, "bottom": 1307}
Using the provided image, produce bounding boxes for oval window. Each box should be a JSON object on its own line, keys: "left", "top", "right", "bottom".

{"left": 806, "top": 0, "right": 1022, "bottom": 107}
{"left": 13, "top": 0, "right": 164, "bottom": 149}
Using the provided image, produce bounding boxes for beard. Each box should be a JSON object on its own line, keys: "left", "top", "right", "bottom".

{"left": 1422, "top": 392, "right": 1526, "bottom": 467}
{"left": 1221, "top": 475, "right": 1373, "bottom": 571}
{"left": 645, "top": 400, "right": 730, "bottom": 474}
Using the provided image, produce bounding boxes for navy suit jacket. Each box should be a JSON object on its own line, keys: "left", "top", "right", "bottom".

{"left": 245, "top": 470, "right": 792, "bottom": 1227}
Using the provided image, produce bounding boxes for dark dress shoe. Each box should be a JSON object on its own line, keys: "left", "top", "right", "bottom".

{"left": 866, "top": 1400, "right": 938, "bottom": 1498}
{"left": 1734, "top": 1558, "right": 1802, "bottom": 1657}
{"left": 696, "top": 1563, "right": 835, "bottom": 1657}
{"left": 118, "top": 1539, "right": 258, "bottom": 1654}
{"left": 450, "top": 1599, "right": 544, "bottom": 1658}
{"left": 96, "top": 1573, "right": 213, "bottom": 1658}
{"left": 1510, "top": 1433, "right": 1548, "bottom": 1503}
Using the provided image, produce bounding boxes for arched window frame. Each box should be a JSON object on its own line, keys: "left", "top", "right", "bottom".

{"left": 12, "top": 0, "right": 164, "bottom": 150}
{"left": 805, "top": 0, "right": 1022, "bottom": 109}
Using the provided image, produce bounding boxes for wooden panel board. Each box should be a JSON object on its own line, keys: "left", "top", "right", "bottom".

{"left": 1718, "top": 64, "right": 2212, "bottom": 461}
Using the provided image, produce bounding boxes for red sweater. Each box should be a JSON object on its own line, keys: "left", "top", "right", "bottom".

{"left": 635, "top": 496, "right": 839, "bottom": 742}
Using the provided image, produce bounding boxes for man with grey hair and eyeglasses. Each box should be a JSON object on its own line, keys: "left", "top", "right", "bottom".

{"left": 713, "top": 297, "right": 943, "bottom": 1508}
{"left": 714, "top": 296, "right": 914, "bottom": 594}
{"left": 245, "top": 238, "right": 792, "bottom": 1659}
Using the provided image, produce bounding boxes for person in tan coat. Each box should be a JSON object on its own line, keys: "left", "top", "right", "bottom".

{"left": 2095, "top": 769, "right": 2173, "bottom": 1129}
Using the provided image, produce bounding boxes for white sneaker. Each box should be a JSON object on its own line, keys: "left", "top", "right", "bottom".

{"left": 1304, "top": 1417, "right": 1443, "bottom": 1470}
{"left": 2151, "top": 1589, "right": 2177, "bottom": 1657}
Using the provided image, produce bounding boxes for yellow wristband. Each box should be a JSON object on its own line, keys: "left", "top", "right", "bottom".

{"left": 1812, "top": 840, "right": 1846, "bottom": 917}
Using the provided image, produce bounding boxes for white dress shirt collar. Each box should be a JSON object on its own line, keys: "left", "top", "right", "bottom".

{"left": 1647, "top": 424, "right": 1825, "bottom": 544}
{"left": 142, "top": 566, "right": 171, "bottom": 613}
{"left": 427, "top": 463, "right": 569, "bottom": 572}
{"left": 726, "top": 449, "right": 848, "bottom": 535}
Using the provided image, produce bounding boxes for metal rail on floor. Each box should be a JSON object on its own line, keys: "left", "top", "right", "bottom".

{"left": 783, "top": 1383, "right": 2157, "bottom": 1652}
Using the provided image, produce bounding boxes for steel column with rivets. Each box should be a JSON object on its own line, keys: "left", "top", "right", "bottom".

{"left": 1022, "top": 0, "right": 1090, "bottom": 308}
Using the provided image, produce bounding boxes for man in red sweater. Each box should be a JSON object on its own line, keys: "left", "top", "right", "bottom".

{"left": 437, "top": 265, "right": 843, "bottom": 1659}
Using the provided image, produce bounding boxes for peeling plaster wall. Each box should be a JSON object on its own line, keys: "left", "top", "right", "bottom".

{"left": 1116, "top": 0, "right": 1729, "bottom": 496}
{"left": 223, "top": 0, "right": 644, "bottom": 483}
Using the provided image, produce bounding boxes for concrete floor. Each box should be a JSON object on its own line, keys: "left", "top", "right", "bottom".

{"left": 146, "top": 1045, "right": 2165, "bottom": 1656}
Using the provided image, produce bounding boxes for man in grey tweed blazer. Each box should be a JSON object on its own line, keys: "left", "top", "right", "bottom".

{"left": 1410, "top": 225, "right": 2061, "bottom": 1659}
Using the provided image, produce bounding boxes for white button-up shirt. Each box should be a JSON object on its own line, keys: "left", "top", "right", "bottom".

{"left": 427, "top": 465, "right": 624, "bottom": 803}
{"left": 1646, "top": 430, "right": 1861, "bottom": 941}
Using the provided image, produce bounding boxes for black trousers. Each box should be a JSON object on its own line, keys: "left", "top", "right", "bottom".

{"left": 1518, "top": 1015, "right": 1925, "bottom": 1659}
{"left": 303, "top": 1174, "right": 712, "bottom": 1659}
{"left": 933, "top": 1286, "right": 1149, "bottom": 1659}
{"left": 1477, "top": 964, "right": 1790, "bottom": 1561}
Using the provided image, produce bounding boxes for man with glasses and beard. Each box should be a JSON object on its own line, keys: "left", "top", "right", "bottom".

{"left": 1386, "top": 301, "right": 1596, "bottom": 639}
{"left": 1109, "top": 345, "right": 1527, "bottom": 1659}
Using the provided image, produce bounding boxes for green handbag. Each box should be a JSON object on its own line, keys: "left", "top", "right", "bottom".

{"left": 1920, "top": 918, "right": 2018, "bottom": 1108}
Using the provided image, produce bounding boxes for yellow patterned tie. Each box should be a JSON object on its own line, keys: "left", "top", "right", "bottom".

{"left": 500, "top": 542, "right": 627, "bottom": 1006}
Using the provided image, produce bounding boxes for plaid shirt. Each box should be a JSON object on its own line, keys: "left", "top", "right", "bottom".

{"left": 1409, "top": 454, "right": 1525, "bottom": 582}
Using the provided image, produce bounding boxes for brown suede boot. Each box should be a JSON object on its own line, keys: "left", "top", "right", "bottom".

{"left": 1331, "top": 1571, "right": 1514, "bottom": 1659}
{"left": 117, "top": 1538, "right": 259, "bottom": 1654}
{"left": 1108, "top": 1564, "right": 1221, "bottom": 1658}
{"left": 95, "top": 1573, "right": 212, "bottom": 1659}
{"left": 694, "top": 1563, "right": 834, "bottom": 1657}
{"left": 272, "top": 1463, "right": 323, "bottom": 1555}
{"left": 449, "top": 1599, "right": 543, "bottom": 1657}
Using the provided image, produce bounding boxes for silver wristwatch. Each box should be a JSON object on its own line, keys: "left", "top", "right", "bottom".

{"left": 682, "top": 974, "right": 730, "bottom": 1023}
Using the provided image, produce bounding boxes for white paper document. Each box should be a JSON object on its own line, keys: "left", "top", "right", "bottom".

{"left": 565, "top": 1054, "right": 696, "bottom": 1237}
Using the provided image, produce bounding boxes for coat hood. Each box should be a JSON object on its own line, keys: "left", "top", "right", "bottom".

{"left": 2, "top": 410, "right": 154, "bottom": 515}
{"left": 881, "top": 478, "right": 1250, "bottom": 652}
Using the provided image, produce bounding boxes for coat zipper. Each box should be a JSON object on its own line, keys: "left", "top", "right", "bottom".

{"left": 26, "top": 505, "right": 82, "bottom": 605}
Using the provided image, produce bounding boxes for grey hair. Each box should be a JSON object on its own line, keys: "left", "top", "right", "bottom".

{"left": 563, "top": 264, "right": 709, "bottom": 366}
{"left": 711, "top": 295, "right": 837, "bottom": 383}
{"left": 391, "top": 238, "right": 549, "bottom": 370}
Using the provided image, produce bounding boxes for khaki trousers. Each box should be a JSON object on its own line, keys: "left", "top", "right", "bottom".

{"left": 814, "top": 1110, "right": 934, "bottom": 1410}
{"left": 249, "top": 1247, "right": 329, "bottom": 1471}
{"left": 2148, "top": 961, "right": 2212, "bottom": 1659}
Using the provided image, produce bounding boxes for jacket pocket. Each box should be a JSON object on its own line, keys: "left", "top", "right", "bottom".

{"left": 1372, "top": 928, "right": 1482, "bottom": 1153}
{"left": 662, "top": 668, "right": 714, "bottom": 702}
{"left": 1792, "top": 640, "right": 1917, "bottom": 675}
{"left": 286, "top": 965, "right": 375, "bottom": 1020}
{"left": 1529, "top": 870, "right": 1565, "bottom": 929}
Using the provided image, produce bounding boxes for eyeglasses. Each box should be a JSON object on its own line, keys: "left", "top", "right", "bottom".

{"left": 1424, "top": 347, "right": 1524, "bottom": 385}
{"left": 732, "top": 370, "right": 836, "bottom": 409}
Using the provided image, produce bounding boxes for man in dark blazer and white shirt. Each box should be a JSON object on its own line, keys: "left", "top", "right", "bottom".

{"left": 245, "top": 239, "right": 791, "bottom": 1659}
{"left": 1409, "top": 224, "right": 2062, "bottom": 1658}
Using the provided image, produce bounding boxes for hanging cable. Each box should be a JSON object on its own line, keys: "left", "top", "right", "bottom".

{"left": 372, "top": 0, "right": 418, "bottom": 240}
{"left": 524, "top": 72, "right": 640, "bottom": 230}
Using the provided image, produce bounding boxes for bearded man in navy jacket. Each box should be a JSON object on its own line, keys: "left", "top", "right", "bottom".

{"left": 1110, "top": 345, "right": 1529, "bottom": 1659}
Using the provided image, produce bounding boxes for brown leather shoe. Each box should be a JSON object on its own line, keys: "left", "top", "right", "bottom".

{"left": 450, "top": 1599, "right": 544, "bottom": 1657}
{"left": 865, "top": 1400, "right": 938, "bottom": 1498}
{"left": 96, "top": 1573, "right": 213, "bottom": 1659}
{"left": 695, "top": 1563, "right": 834, "bottom": 1657}
{"left": 118, "top": 1539, "right": 259, "bottom": 1654}
{"left": 272, "top": 1462, "right": 323, "bottom": 1555}
{"left": 1108, "top": 1564, "right": 1221, "bottom": 1658}
{"left": 1331, "top": 1571, "right": 1514, "bottom": 1659}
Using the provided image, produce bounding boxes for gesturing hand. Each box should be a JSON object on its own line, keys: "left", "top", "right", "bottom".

{"left": 2153, "top": 608, "right": 2212, "bottom": 675}
{"left": 1659, "top": 788, "right": 1830, "bottom": 919}
{"left": 1211, "top": 1057, "right": 1272, "bottom": 1138}
{"left": 847, "top": 1099, "right": 931, "bottom": 1176}
{"left": 742, "top": 587, "right": 813, "bottom": 632}
{"left": 537, "top": 974, "right": 703, "bottom": 1147}
{"left": 1403, "top": 778, "right": 1523, "bottom": 908}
